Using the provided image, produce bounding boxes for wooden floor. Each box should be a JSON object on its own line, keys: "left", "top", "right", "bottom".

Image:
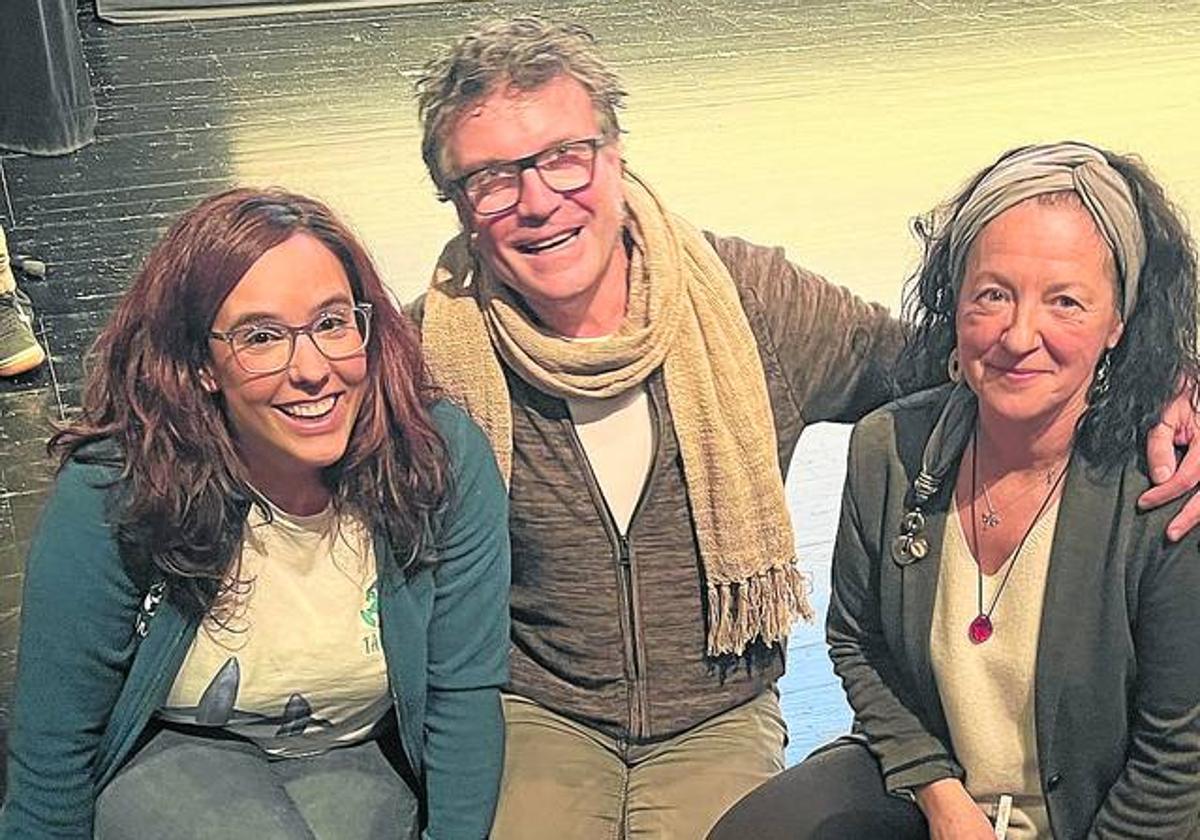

{"left": 2, "top": 0, "right": 1198, "bottom": 797}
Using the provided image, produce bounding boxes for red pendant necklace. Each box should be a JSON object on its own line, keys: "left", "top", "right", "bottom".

{"left": 967, "top": 434, "right": 1068, "bottom": 644}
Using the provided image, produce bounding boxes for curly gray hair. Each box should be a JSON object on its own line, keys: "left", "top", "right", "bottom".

{"left": 416, "top": 16, "right": 627, "bottom": 199}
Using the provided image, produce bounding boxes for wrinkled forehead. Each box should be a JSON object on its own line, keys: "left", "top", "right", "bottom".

{"left": 979, "top": 192, "right": 1116, "bottom": 259}
{"left": 964, "top": 193, "right": 1121, "bottom": 299}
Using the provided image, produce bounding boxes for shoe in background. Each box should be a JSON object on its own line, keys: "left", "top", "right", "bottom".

{"left": 0, "top": 226, "right": 47, "bottom": 377}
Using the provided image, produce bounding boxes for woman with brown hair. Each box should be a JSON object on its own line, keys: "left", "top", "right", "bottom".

{"left": 0, "top": 188, "right": 510, "bottom": 839}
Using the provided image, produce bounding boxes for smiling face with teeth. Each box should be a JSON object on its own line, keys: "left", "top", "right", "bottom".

{"left": 205, "top": 233, "right": 368, "bottom": 514}
{"left": 447, "top": 74, "right": 630, "bottom": 337}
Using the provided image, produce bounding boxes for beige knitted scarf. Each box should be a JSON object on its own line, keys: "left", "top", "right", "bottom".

{"left": 422, "top": 172, "right": 811, "bottom": 656}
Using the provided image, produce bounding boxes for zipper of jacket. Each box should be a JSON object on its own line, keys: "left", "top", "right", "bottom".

{"left": 562, "top": 385, "right": 661, "bottom": 741}
{"left": 563, "top": 422, "right": 643, "bottom": 736}
{"left": 620, "top": 386, "right": 662, "bottom": 741}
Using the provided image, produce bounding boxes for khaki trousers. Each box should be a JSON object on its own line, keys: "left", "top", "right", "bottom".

{"left": 491, "top": 689, "right": 786, "bottom": 840}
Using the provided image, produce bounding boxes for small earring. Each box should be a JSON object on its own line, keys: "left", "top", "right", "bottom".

{"left": 947, "top": 349, "right": 962, "bottom": 383}
{"left": 1089, "top": 350, "right": 1113, "bottom": 400}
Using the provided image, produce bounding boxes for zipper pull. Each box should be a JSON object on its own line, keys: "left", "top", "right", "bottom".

{"left": 618, "top": 535, "right": 631, "bottom": 568}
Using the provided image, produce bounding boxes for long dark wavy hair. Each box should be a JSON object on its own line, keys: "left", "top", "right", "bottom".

{"left": 52, "top": 188, "right": 449, "bottom": 617}
{"left": 896, "top": 145, "right": 1200, "bottom": 470}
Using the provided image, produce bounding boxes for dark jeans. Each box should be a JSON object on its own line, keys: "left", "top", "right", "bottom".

{"left": 94, "top": 725, "right": 419, "bottom": 840}
{"left": 707, "top": 736, "right": 929, "bottom": 840}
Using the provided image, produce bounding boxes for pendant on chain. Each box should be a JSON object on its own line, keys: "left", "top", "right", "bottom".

{"left": 981, "top": 511, "right": 1000, "bottom": 529}
{"left": 968, "top": 614, "right": 994, "bottom": 644}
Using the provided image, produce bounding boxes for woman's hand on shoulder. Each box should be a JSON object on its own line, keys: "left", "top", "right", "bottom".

{"left": 915, "top": 778, "right": 995, "bottom": 840}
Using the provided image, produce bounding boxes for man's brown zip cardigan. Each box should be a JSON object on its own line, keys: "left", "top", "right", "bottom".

{"left": 414, "top": 232, "right": 904, "bottom": 743}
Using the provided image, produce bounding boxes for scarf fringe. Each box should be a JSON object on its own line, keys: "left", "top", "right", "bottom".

{"left": 705, "top": 562, "right": 814, "bottom": 657}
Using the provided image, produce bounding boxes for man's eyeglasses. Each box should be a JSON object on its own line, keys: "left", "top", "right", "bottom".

{"left": 209, "top": 302, "right": 373, "bottom": 375}
{"left": 453, "top": 136, "right": 608, "bottom": 216}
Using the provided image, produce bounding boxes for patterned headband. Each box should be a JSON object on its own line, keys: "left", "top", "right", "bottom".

{"left": 948, "top": 141, "right": 1145, "bottom": 320}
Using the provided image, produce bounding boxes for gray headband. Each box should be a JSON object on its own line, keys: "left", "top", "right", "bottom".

{"left": 948, "top": 142, "right": 1145, "bottom": 321}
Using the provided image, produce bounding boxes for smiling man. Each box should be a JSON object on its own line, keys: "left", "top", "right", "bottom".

{"left": 411, "top": 16, "right": 1200, "bottom": 839}
{"left": 445, "top": 75, "right": 629, "bottom": 338}
{"left": 412, "top": 19, "right": 899, "bottom": 838}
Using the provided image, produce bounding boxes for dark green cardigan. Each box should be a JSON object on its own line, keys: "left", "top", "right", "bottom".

{"left": 2, "top": 401, "right": 510, "bottom": 840}
{"left": 828, "top": 384, "right": 1200, "bottom": 839}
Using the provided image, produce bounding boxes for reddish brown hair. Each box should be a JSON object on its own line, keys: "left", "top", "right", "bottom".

{"left": 53, "top": 187, "right": 448, "bottom": 616}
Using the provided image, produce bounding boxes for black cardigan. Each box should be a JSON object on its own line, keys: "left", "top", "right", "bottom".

{"left": 828, "top": 384, "right": 1200, "bottom": 839}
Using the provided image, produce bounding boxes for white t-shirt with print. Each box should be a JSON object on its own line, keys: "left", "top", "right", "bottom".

{"left": 160, "top": 500, "right": 390, "bottom": 757}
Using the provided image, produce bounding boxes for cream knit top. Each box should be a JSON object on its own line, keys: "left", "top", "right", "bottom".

{"left": 930, "top": 500, "right": 1061, "bottom": 838}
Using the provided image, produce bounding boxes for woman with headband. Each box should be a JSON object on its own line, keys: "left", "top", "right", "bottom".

{"left": 710, "top": 142, "right": 1200, "bottom": 839}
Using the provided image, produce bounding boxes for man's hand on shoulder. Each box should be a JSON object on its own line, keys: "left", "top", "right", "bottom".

{"left": 1139, "top": 381, "right": 1200, "bottom": 541}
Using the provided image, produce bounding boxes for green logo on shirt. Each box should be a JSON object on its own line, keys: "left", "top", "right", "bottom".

{"left": 360, "top": 582, "right": 379, "bottom": 628}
